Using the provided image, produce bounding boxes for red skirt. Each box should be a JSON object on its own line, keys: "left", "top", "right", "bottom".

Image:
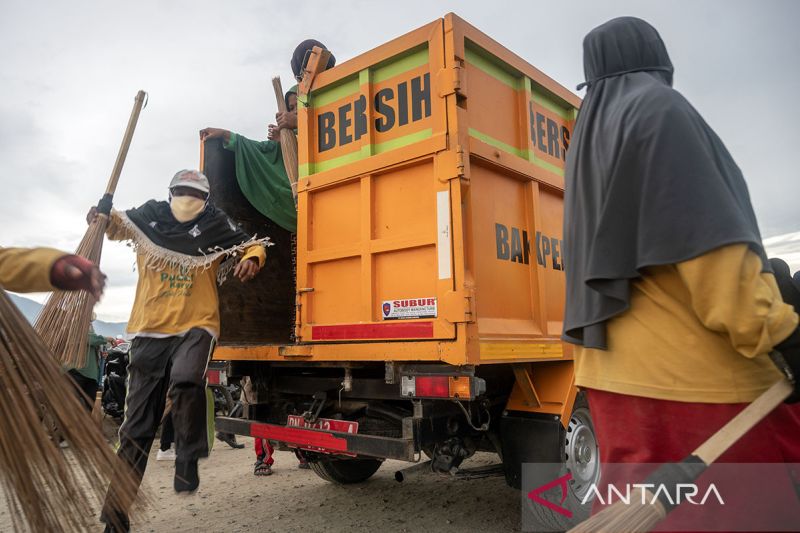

{"left": 585, "top": 388, "right": 800, "bottom": 531}
{"left": 585, "top": 388, "right": 800, "bottom": 464}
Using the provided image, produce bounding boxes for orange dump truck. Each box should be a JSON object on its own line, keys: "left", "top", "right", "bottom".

{"left": 205, "top": 13, "right": 597, "bottom": 527}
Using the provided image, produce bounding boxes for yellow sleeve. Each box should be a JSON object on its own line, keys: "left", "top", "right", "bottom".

{"left": 676, "top": 244, "right": 799, "bottom": 358}
{"left": 0, "top": 247, "right": 66, "bottom": 292}
{"left": 105, "top": 210, "right": 132, "bottom": 242}
{"left": 240, "top": 244, "right": 267, "bottom": 268}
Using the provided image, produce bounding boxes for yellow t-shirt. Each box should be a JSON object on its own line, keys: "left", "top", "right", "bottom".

{"left": 107, "top": 212, "right": 266, "bottom": 338}
{"left": 0, "top": 247, "right": 64, "bottom": 292}
{"left": 575, "top": 244, "right": 798, "bottom": 403}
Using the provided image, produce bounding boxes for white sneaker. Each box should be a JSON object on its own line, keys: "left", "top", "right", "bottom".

{"left": 157, "top": 447, "right": 176, "bottom": 461}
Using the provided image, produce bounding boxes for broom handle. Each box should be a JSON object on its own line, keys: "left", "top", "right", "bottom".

{"left": 273, "top": 77, "right": 288, "bottom": 114}
{"left": 272, "top": 77, "right": 298, "bottom": 200}
{"left": 693, "top": 378, "right": 792, "bottom": 465}
{"left": 104, "top": 90, "right": 147, "bottom": 196}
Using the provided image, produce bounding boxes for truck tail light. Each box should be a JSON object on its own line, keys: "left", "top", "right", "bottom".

{"left": 206, "top": 369, "right": 222, "bottom": 385}
{"left": 415, "top": 376, "right": 449, "bottom": 397}
{"left": 448, "top": 376, "right": 471, "bottom": 399}
{"left": 400, "top": 375, "right": 485, "bottom": 399}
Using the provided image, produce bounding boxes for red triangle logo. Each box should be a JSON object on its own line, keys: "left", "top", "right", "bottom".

{"left": 527, "top": 472, "right": 573, "bottom": 518}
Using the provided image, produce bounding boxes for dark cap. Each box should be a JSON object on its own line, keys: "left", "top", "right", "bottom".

{"left": 291, "top": 39, "right": 336, "bottom": 78}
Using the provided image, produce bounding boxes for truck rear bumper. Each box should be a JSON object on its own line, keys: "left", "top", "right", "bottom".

{"left": 216, "top": 417, "right": 416, "bottom": 462}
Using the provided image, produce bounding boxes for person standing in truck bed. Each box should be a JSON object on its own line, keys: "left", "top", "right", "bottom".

{"left": 199, "top": 85, "right": 299, "bottom": 234}
{"left": 199, "top": 39, "right": 337, "bottom": 234}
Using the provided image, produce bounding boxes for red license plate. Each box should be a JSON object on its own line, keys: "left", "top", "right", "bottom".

{"left": 285, "top": 415, "right": 359, "bottom": 456}
{"left": 286, "top": 415, "right": 359, "bottom": 434}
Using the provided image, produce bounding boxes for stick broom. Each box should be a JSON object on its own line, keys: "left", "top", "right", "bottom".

{"left": 35, "top": 90, "right": 147, "bottom": 367}
{"left": 272, "top": 77, "right": 298, "bottom": 202}
{"left": 0, "top": 289, "right": 141, "bottom": 531}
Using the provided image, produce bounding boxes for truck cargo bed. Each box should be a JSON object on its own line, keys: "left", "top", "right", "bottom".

{"left": 208, "top": 13, "right": 579, "bottom": 368}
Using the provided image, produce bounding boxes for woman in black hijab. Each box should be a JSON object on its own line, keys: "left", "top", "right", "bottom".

{"left": 563, "top": 17, "right": 800, "bottom": 474}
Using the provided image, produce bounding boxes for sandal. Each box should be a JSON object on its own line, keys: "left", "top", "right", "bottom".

{"left": 253, "top": 460, "right": 272, "bottom": 476}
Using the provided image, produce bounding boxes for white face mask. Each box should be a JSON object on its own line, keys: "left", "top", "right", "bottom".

{"left": 170, "top": 195, "right": 205, "bottom": 222}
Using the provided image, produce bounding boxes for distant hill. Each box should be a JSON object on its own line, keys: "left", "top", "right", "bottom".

{"left": 6, "top": 292, "right": 128, "bottom": 338}
{"left": 7, "top": 292, "right": 43, "bottom": 321}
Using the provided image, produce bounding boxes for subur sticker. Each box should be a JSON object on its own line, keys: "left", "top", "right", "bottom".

{"left": 382, "top": 298, "right": 437, "bottom": 320}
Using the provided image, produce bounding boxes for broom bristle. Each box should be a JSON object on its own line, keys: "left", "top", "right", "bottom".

{"left": 1, "top": 288, "right": 142, "bottom": 531}
{"left": 568, "top": 488, "right": 666, "bottom": 533}
{"left": 34, "top": 216, "right": 108, "bottom": 367}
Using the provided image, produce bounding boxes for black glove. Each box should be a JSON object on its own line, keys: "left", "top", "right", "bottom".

{"left": 96, "top": 193, "right": 114, "bottom": 215}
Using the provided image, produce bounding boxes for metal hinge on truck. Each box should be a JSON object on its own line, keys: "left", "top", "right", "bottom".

{"left": 442, "top": 286, "right": 476, "bottom": 324}
{"left": 436, "top": 145, "right": 465, "bottom": 183}
{"left": 437, "top": 63, "right": 466, "bottom": 98}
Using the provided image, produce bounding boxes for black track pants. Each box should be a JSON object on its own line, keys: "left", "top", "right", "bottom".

{"left": 102, "top": 328, "right": 214, "bottom": 523}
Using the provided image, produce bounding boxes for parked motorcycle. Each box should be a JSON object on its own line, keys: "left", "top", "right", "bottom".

{"left": 101, "top": 341, "right": 130, "bottom": 419}
{"left": 101, "top": 346, "right": 245, "bottom": 450}
{"left": 207, "top": 361, "right": 245, "bottom": 448}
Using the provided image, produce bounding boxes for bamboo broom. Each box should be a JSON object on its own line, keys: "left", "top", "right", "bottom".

{"left": 272, "top": 77, "right": 298, "bottom": 202}
{"left": 568, "top": 375, "right": 794, "bottom": 533}
{"left": 0, "top": 289, "right": 141, "bottom": 532}
{"left": 35, "top": 90, "right": 147, "bottom": 367}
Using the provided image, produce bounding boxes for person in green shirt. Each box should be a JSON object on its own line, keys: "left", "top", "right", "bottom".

{"left": 199, "top": 39, "right": 337, "bottom": 232}
{"left": 200, "top": 86, "right": 299, "bottom": 233}
{"left": 65, "top": 316, "right": 107, "bottom": 411}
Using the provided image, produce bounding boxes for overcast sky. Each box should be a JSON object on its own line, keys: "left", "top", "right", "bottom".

{"left": 2, "top": 0, "right": 798, "bottom": 322}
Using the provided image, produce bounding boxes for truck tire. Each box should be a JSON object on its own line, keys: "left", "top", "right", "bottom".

{"left": 526, "top": 392, "right": 600, "bottom": 531}
{"left": 310, "top": 457, "right": 383, "bottom": 484}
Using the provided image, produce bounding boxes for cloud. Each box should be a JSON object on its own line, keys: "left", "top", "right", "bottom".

{"left": 764, "top": 232, "right": 800, "bottom": 274}
{"left": 2, "top": 0, "right": 798, "bottom": 323}
{"left": 94, "top": 283, "right": 139, "bottom": 323}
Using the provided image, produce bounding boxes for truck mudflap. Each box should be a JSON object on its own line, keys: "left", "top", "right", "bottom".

{"left": 216, "top": 417, "right": 416, "bottom": 462}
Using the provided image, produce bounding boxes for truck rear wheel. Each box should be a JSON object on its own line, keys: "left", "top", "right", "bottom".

{"left": 310, "top": 456, "right": 383, "bottom": 484}
{"left": 526, "top": 392, "right": 600, "bottom": 530}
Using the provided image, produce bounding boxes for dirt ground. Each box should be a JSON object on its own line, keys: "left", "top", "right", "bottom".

{"left": 1, "top": 429, "right": 523, "bottom": 533}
